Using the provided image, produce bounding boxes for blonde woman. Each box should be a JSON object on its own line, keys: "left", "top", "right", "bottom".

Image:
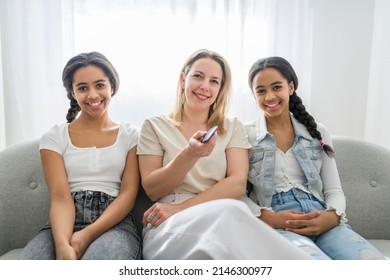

{"left": 137, "top": 49, "right": 311, "bottom": 260}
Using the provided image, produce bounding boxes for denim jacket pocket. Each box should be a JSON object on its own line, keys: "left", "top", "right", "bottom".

{"left": 248, "top": 148, "right": 265, "bottom": 179}
{"left": 308, "top": 146, "right": 323, "bottom": 172}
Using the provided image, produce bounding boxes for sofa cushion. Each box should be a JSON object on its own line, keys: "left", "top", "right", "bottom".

{"left": 368, "top": 239, "right": 390, "bottom": 259}
{"left": 0, "top": 249, "right": 22, "bottom": 260}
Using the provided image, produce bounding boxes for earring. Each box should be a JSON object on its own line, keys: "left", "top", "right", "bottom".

{"left": 181, "top": 90, "right": 185, "bottom": 105}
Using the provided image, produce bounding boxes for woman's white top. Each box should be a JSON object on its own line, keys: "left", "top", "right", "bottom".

{"left": 39, "top": 122, "right": 139, "bottom": 197}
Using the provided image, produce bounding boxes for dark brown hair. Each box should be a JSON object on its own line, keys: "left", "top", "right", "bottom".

{"left": 248, "top": 56, "right": 334, "bottom": 157}
{"left": 62, "top": 52, "right": 120, "bottom": 123}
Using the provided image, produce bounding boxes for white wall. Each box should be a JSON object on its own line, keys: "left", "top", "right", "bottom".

{"left": 310, "top": 0, "right": 375, "bottom": 139}
{"left": 1, "top": 0, "right": 385, "bottom": 150}
{"left": 0, "top": 25, "right": 5, "bottom": 150}
{"left": 364, "top": 0, "right": 390, "bottom": 149}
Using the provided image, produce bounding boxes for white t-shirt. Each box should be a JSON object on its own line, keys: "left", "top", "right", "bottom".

{"left": 39, "top": 122, "right": 139, "bottom": 197}
{"left": 137, "top": 115, "right": 251, "bottom": 194}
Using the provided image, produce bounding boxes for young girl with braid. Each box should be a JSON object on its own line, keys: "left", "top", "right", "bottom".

{"left": 19, "top": 52, "right": 141, "bottom": 259}
{"left": 242, "top": 56, "right": 385, "bottom": 260}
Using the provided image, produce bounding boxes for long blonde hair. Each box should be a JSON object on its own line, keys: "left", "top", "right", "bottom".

{"left": 169, "top": 49, "right": 231, "bottom": 134}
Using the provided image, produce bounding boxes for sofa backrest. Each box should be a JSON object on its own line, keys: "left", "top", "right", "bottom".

{"left": 332, "top": 136, "right": 390, "bottom": 240}
{"left": 0, "top": 139, "right": 49, "bottom": 256}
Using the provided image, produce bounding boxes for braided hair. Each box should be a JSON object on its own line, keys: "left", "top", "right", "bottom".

{"left": 248, "top": 56, "right": 334, "bottom": 157}
{"left": 62, "top": 52, "right": 120, "bottom": 123}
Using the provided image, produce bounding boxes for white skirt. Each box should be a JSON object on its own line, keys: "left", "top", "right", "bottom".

{"left": 142, "top": 195, "right": 312, "bottom": 260}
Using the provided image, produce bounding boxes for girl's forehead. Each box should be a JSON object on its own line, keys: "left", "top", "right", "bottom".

{"left": 255, "top": 68, "right": 286, "bottom": 82}
{"left": 73, "top": 65, "right": 107, "bottom": 80}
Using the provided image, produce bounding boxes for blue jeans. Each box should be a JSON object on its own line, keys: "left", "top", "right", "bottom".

{"left": 272, "top": 188, "right": 385, "bottom": 260}
{"left": 18, "top": 191, "right": 141, "bottom": 260}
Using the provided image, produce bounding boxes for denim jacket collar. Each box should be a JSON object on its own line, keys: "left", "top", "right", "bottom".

{"left": 248, "top": 112, "right": 324, "bottom": 208}
{"left": 255, "top": 113, "right": 313, "bottom": 143}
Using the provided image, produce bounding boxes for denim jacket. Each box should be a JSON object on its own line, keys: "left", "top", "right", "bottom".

{"left": 243, "top": 113, "right": 347, "bottom": 222}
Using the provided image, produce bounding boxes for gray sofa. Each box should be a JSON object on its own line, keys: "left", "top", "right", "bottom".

{"left": 0, "top": 136, "right": 389, "bottom": 259}
{"left": 0, "top": 138, "right": 153, "bottom": 259}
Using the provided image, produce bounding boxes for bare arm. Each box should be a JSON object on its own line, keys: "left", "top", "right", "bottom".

{"left": 139, "top": 130, "right": 215, "bottom": 201}
{"left": 70, "top": 147, "right": 140, "bottom": 258}
{"left": 40, "top": 149, "right": 76, "bottom": 260}
{"left": 180, "top": 146, "right": 248, "bottom": 207}
{"left": 143, "top": 147, "right": 249, "bottom": 227}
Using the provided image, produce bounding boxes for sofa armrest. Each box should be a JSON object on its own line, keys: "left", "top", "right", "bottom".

{"left": 0, "top": 139, "right": 50, "bottom": 256}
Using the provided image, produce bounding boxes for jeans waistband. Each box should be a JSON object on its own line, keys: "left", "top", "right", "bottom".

{"left": 272, "top": 188, "right": 318, "bottom": 205}
{"left": 72, "top": 190, "right": 115, "bottom": 204}
{"left": 72, "top": 191, "right": 116, "bottom": 225}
